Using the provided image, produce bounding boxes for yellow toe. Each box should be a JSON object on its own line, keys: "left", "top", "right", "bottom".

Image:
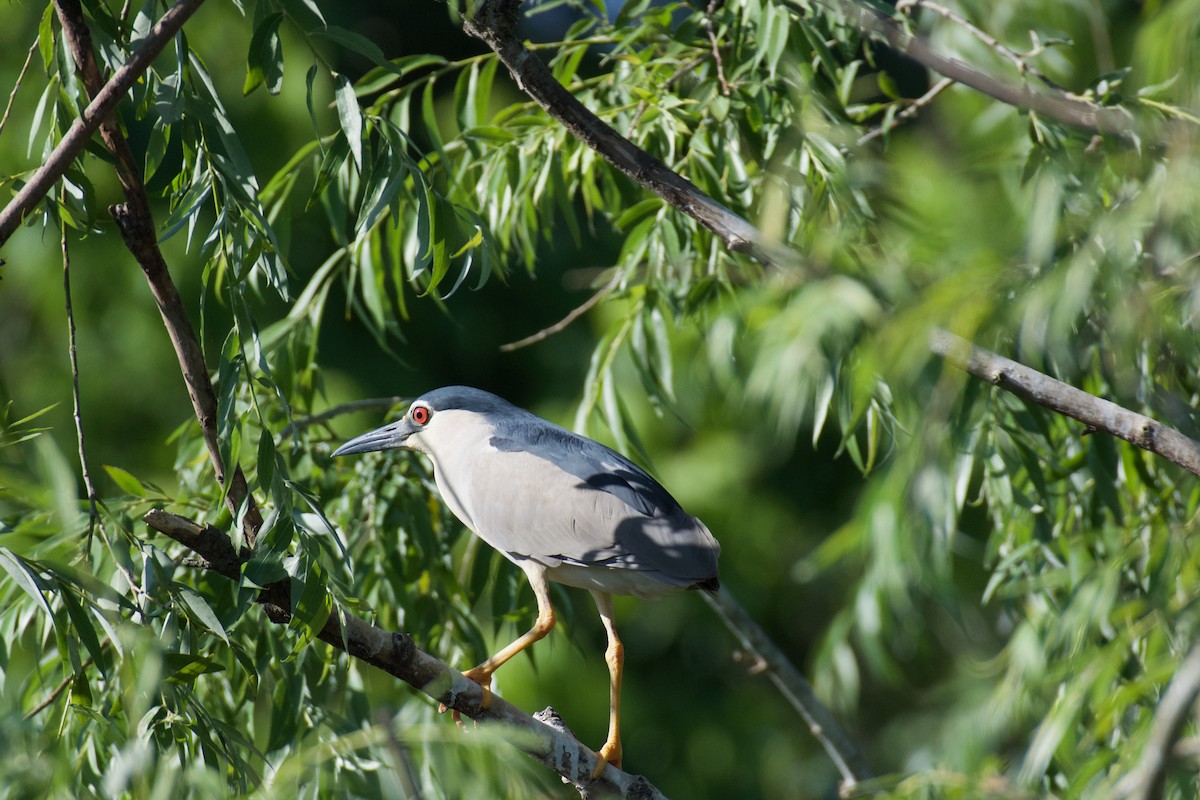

{"left": 591, "top": 740, "right": 622, "bottom": 778}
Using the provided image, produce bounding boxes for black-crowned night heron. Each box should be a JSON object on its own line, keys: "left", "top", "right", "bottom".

{"left": 332, "top": 386, "right": 720, "bottom": 776}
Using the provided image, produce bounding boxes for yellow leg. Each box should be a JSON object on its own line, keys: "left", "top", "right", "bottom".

{"left": 591, "top": 591, "right": 623, "bottom": 778}
{"left": 455, "top": 565, "right": 556, "bottom": 711}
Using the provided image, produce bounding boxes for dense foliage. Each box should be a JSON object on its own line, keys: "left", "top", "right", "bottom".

{"left": 2, "top": 0, "right": 1200, "bottom": 797}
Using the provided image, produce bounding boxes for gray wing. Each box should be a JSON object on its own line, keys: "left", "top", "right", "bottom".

{"left": 469, "top": 421, "right": 720, "bottom": 589}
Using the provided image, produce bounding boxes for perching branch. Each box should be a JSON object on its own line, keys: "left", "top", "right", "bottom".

{"left": 929, "top": 330, "right": 1200, "bottom": 478}
{"left": 0, "top": 0, "right": 208, "bottom": 245}
{"left": 52, "top": 0, "right": 262, "bottom": 546}
{"left": 143, "top": 509, "right": 666, "bottom": 800}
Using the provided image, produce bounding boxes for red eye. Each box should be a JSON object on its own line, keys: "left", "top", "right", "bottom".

{"left": 411, "top": 405, "right": 431, "bottom": 426}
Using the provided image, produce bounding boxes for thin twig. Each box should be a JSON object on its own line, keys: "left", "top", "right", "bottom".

{"left": 0, "top": 0, "right": 208, "bottom": 245}
{"left": 378, "top": 709, "right": 425, "bottom": 800}
{"left": 61, "top": 210, "right": 100, "bottom": 542}
{"left": 930, "top": 330, "right": 1200, "bottom": 477}
{"left": 499, "top": 272, "right": 621, "bottom": 352}
{"left": 143, "top": 509, "right": 666, "bottom": 800}
{"left": 900, "top": 0, "right": 1067, "bottom": 91}
{"left": 704, "top": 586, "right": 873, "bottom": 789}
{"left": 278, "top": 396, "right": 409, "bottom": 440}
{"left": 24, "top": 654, "right": 97, "bottom": 720}
{"left": 703, "top": 0, "right": 731, "bottom": 96}
{"left": 0, "top": 38, "right": 38, "bottom": 139}
{"left": 625, "top": 56, "right": 706, "bottom": 138}
{"left": 857, "top": 76, "right": 953, "bottom": 144}
{"left": 1113, "top": 641, "right": 1200, "bottom": 799}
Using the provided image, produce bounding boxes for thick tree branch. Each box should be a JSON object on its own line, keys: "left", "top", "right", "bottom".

{"left": 0, "top": 0, "right": 208, "bottom": 245}
{"left": 143, "top": 509, "right": 666, "bottom": 800}
{"left": 930, "top": 331, "right": 1200, "bottom": 477}
{"left": 53, "top": 0, "right": 262, "bottom": 545}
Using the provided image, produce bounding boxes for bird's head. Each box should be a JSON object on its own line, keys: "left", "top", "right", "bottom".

{"left": 331, "top": 386, "right": 516, "bottom": 458}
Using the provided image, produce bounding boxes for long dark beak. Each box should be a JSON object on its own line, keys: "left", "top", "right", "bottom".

{"left": 332, "top": 419, "right": 417, "bottom": 457}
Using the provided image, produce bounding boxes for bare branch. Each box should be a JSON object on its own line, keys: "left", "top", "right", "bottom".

{"left": 24, "top": 654, "right": 97, "bottom": 720}
{"left": 930, "top": 330, "right": 1200, "bottom": 478}
{"left": 142, "top": 509, "right": 243, "bottom": 580}
{"left": 500, "top": 272, "right": 621, "bottom": 352}
{"left": 857, "top": 76, "right": 953, "bottom": 145}
{"left": 0, "top": 0, "right": 208, "bottom": 245}
{"left": 704, "top": 586, "right": 873, "bottom": 789}
{"left": 703, "top": 0, "right": 732, "bottom": 96}
{"left": 1113, "top": 641, "right": 1200, "bottom": 800}
{"left": 143, "top": 509, "right": 668, "bottom": 800}
{"left": 0, "top": 38, "right": 38, "bottom": 139}
{"left": 61, "top": 212, "right": 99, "bottom": 540}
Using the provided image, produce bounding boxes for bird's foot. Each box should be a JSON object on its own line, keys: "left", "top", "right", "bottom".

{"left": 439, "top": 666, "right": 494, "bottom": 727}
{"left": 591, "top": 739, "right": 622, "bottom": 779}
{"left": 461, "top": 666, "right": 495, "bottom": 710}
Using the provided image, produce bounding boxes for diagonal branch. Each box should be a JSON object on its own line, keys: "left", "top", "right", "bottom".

{"left": 500, "top": 272, "right": 622, "bottom": 352}
{"left": 61, "top": 209, "right": 100, "bottom": 540}
{"left": 856, "top": 76, "right": 953, "bottom": 144}
{"left": 277, "top": 396, "right": 410, "bottom": 440}
{"left": 143, "top": 509, "right": 666, "bottom": 800}
{"left": 803, "top": 0, "right": 1139, "bottom": 140}
{"left": 459, "top": 0, "right": 785, "bottom": 268}
{"left": 704, "top": 587, "right": 873, "bottom": 788}
{"left": 0, "top": 0, "right": 208, "bottom": 245}
{"left": 930, "top": 331, "right": 1200, "bottom": 477}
